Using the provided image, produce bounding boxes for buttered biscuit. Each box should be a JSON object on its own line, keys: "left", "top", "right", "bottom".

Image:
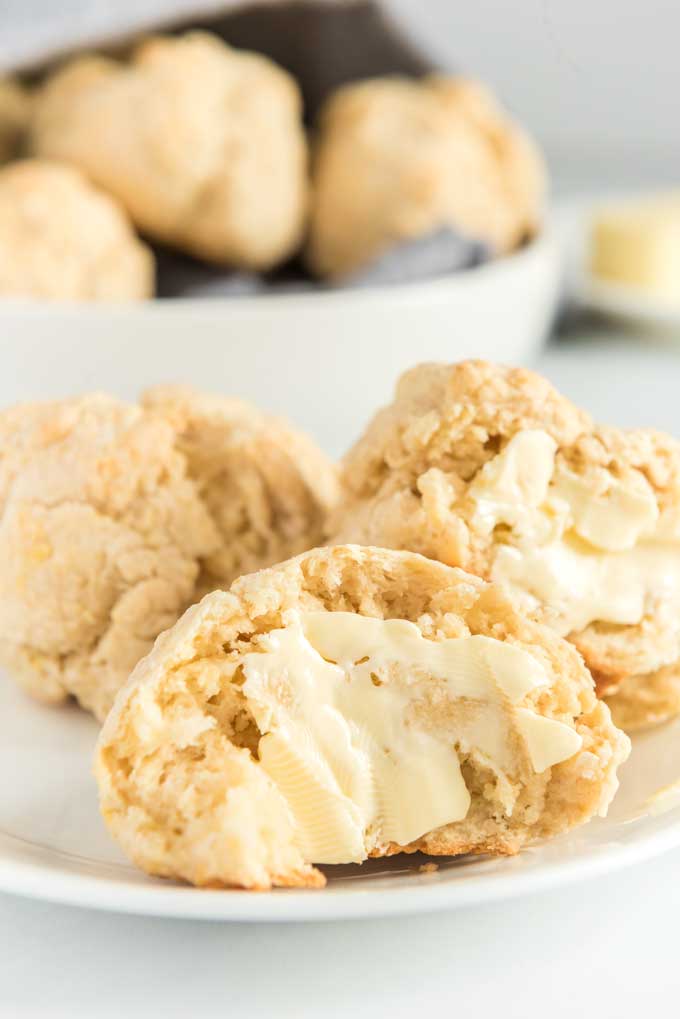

{"left": 307, "top": 76, "right": 545, "bottom": 278}
{"left": 0, "top": 388, "right": 337, "bottom": 719}
{"left": 328, "top": 360, "right": 680, "bottom": 730}
{"left": 95, "top": 545, "right": 628, "bottom": 889}
{"left": 31, "top": 33, "right": 308, "bottom": 270}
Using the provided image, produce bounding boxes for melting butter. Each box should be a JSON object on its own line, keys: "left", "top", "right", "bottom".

{"left": 515, "top": 709, "right": 582, "bottom": 773}
{"left": 237, "top": 611, "right": 582, "bottom": 865}
{"left": 552, "top": 466, "right": 658, "bottom": 552}
{"left": 470, "top": 430, "right": 680, "bottom": 635}
{"left": 470, "top": 429, "right": 558, "bottom": 539}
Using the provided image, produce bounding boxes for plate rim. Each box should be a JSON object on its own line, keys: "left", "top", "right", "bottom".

{"left": 582, "top": 277, "right": 680, "bottom": 326}
{"left": 2, "top": 812, "right": 679, "bottom": 922}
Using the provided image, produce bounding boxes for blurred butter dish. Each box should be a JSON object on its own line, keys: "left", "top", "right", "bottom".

{"left": 565, "top": 191, "right": 680, "bottom": 331}
{"left": 592, "top": 193, "right": 680, "bottom": 305}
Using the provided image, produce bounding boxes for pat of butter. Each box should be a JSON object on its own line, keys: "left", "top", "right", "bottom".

{"left": 515, "top": 709, "right": 582, "bottom": 774}
{"left": 237, "top": 612, "right": 582, "bottom": 865}
{"left": 470, "top": 431, "right": 680, "bottom": 635}
{"left": 590, "top": 195, "right": 680, "bottom": 306}
{"left": 552, "top": 465, "right": 658, "bottom": 552}
{"left": 470, "top": 429, "right": 558, "bottom": 536}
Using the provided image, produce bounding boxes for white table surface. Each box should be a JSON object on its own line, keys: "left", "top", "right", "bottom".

{"left": 3, "top": 332, "right": 680, "bottom": 1019}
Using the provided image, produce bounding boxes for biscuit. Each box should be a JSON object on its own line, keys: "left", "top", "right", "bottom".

{"left": 328, "top": 360, "right": 680, "bottom": 730}
{"left": 95, "top": 544, "right": 628, "bottom": 890}
{"left": 0, "top": 78, "right": 31, "bottom": 163}
{"left": 0, "top": 160, "right": 153, "bottom": 300}
{"left": 307, "top": 76, "right": 545, "bottom": 278}
{"left": 31, "top": 33, "right": 308, "bottom": 270}
{"left": 0, "top": 388, "right": 337, "bottom": 720}
{"left": 141, "top": 385, "right": 340, "bottom": 592}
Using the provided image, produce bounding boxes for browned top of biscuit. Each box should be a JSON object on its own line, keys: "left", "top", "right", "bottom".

{"left": 333, "top": 359, "right": 680, "bottom": 553}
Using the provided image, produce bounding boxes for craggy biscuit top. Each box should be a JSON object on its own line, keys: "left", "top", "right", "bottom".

{"left": 337, "top": 360, "right": 591, "bottom": 502}
{"left": 31, "top": 32, "right": 309, "bottom": 269}
{"left": 96, "top": 545, "right": 628, "bottom": 890}
{"left": 0, "top": 159, "right": 154, "bottom": 300}
{"left": 307, "top": 76, "right": 545, "bottom": 277}
{"left": 0, "top": 393, "right": 218, "bottom": 716}
{"left": 0, "top": 387, "right": 338, "bottom": 719}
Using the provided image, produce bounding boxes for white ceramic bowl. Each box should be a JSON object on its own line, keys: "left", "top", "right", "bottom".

{"left": 0, "top": 229, "right": 559, "bottom": 456}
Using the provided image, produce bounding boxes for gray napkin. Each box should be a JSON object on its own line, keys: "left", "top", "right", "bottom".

{"left": 154, "top": 229, "right": 489, "bottom": 298}
{"left": 2, "top": 0, "right": 435, "bottom": 120}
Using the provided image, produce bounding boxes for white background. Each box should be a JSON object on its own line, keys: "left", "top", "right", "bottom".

{"left": 389, "top": 0, "right": 680, "bottom": 188}
{"left": 2, "top": 846, "right": 680, "bottom": 1018}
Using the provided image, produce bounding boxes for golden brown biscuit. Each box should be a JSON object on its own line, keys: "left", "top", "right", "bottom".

{"left": 0, "top": 160, "right": 153, "bottom": 300}
{"left": 0, "top": 388, "right": 337, "bottom": 720}
{"left": 0, "top": 394, "right": 217, "bottom": 717}
{"left": 328, "top": 361, "right": 680, "bottom": 730}
{"left": 95, "top": 545, "right": 628, "bottom": 890}
{"left": 0, "top": 78, "right": 32, "bottom": 162}
{"left": 307, "top": 76, "right": 545, "bottom": 278}
{"left": 31, "top": 33, "right": 308, "bottom": 269}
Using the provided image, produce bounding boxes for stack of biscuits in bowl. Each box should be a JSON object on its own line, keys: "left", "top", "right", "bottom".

{"left": 4, "top": 357, "right": 680, "bottom": 891}
{"left": 0, "top": 6, "right": 545, "bottom": 300}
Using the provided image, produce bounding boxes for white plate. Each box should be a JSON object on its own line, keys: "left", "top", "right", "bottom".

{"left": 581, "top": 278, "right": 680, "bottom": 330}
{"left": 0, "top": 232, "right": 559, "bottom": 457}
{"left": 2, "top": 673, "right": 679, "bottom": 922}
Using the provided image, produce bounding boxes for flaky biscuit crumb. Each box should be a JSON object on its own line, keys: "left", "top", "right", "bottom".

{"left": 142, "top": 385, "right": 339, "bottom": 591}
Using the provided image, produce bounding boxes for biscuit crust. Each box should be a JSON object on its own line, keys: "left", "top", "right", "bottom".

{"left": 95, "top": 545, "right": 628, "bottom": 890}
{"left": 141, "top": 385, "right": 339, "bottom": 592}
{"left": 307, "top": 76, "right": 545, "bottom": 278}
{"left": 0, "top": 159, "right": 153, "bottom": 300}
{"left": 328, "top": 361, "right": 680, "bottom": 729}
{"left": 31, "top": 33, "right": 308, "bottom": 269}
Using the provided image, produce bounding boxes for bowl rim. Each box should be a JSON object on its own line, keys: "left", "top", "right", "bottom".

{"left": 0, "top": 226, "right": 557, "bottom": 318}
